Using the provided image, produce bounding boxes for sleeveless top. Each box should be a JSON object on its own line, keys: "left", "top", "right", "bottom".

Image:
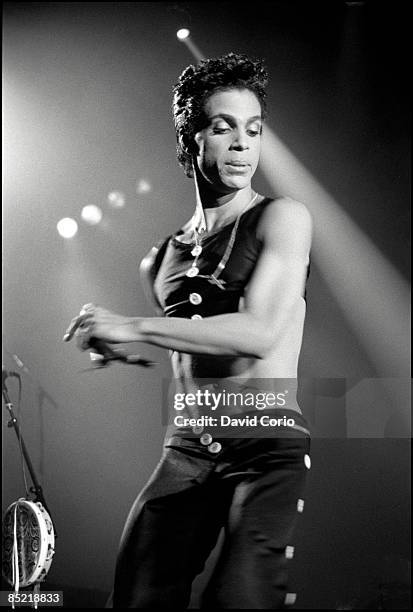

{"left": 147, "top": 197, "right": 310, "bottom": 319}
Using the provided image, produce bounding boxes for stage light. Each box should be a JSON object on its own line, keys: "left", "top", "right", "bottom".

{"left": 175, "top": 29, "right": 205, "bottom": 62}
{"left": 107, "top": 191, "right": 125, "bottom": 209}
{"left": 81, "top": 205, "right": 103, "bottom": 225}
{"left": 57, "top": 218, "right": 78, "bottom": 239}
{"left": 177, "top": 28, "right": 190, "bottom": 40}
{"left": 136, "top": 179, "right": 152, "bottom": 194}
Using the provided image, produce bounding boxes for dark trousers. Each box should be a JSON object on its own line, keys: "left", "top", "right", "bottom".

{"left": 111, "top": 432, "right": 311, "bottom": 609}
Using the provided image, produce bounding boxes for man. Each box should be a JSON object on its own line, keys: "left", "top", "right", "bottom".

{"left": 64, "top": 52, "right": 312, "bottom": 609}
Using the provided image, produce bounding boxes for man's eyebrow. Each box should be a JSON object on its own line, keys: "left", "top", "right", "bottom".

{"left": 209, "top": 113, "right": 262, "bottom": 123}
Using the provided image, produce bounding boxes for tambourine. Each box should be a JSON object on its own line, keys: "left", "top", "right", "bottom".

{"left": 2, "top": 499, "right": 55, "bottom": 587}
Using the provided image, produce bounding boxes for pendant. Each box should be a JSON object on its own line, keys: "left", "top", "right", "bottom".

{"left": 191, "top": 245, "right": 202, "bottom": 257}
{"left": 186, "top": 266, "right": 199, "bottom": 278}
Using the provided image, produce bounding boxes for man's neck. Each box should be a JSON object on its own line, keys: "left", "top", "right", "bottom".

{"left": 193, "top": 177, "right": 256, "bottom": 233}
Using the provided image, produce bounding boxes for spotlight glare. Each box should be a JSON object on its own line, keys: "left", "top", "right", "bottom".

{"left": 107, "top": 191, "right": 126, "bottom": 208}
{"left": 177, "top": 28, "right": 190, "bottom": 40}
{"left": 81, "top": 204, "right": 103, "bottom": 225}
{"left": 57, "top": 217, "right": 78, "bottom": 239}
{"left": 136, "top": 179, "right": 152, "bottom": 194}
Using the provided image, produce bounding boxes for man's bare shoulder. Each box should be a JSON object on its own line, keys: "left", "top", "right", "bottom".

{"left": 260, "top": 196, "right": 312, "bottom": 224}
{"left": 139, "top": 238, "right": 170, "bottom": 314}
{"left": 139, "top": 245, "right": 159, "bottom": 278}
{"left": 257, "top": 196, "right": 313, "bottom": 250}
{"left": 139, "top": 235, "right": 171, "bottom": 278}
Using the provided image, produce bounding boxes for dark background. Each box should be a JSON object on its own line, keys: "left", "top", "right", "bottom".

{"left": 3, "top": 1, "right": 410, "bottom": 608}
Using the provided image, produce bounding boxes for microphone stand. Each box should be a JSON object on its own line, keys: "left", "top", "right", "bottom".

{"left": 2, "top": 378, "right": 53, "bottom": 523}
{"left": 4, "top": 349, "right": 60, "bottom": 484}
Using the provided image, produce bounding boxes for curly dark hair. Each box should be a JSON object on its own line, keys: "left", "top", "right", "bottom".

{"left": 172, "top": 52, "right": 269, "bottom": 178}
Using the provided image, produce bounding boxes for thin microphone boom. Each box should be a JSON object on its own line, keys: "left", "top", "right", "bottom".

{"left": 88, "top": 338, "right": 157, "bottom": 368}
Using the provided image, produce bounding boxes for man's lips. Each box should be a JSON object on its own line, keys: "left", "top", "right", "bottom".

{"left": 225, "top": 162, "right": 250, "bottom": 170}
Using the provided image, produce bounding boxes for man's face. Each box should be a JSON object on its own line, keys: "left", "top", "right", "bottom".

{"left": 193, "top": 88, "right": 263, "bottom": 192}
